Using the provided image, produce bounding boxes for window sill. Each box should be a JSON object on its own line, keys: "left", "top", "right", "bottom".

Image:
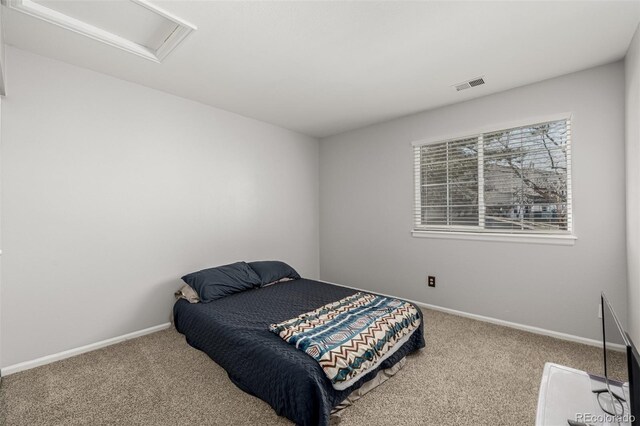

{"left": 411, "top": 230, "right": 577, "bottom": 246}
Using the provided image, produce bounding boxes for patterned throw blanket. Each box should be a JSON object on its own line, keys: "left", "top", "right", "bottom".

{"left": 269, "top": 292, "right": 421, "bottom": 390}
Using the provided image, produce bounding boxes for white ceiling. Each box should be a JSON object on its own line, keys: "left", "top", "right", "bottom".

{"left": 4, "top": 1, "right": 640, "bottom": 138}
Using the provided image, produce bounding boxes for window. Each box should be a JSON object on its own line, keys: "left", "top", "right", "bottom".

{"left": 413, "top": 118, "right": 572, "bottom": 240}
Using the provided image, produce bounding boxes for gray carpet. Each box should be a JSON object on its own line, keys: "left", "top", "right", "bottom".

{"left": 0, "top": 309, "right": 610, "bottom": 425}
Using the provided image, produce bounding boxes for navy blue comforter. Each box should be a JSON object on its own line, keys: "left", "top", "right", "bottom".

{"left": 173, "top": 279, "right": 425, "bottom": 426}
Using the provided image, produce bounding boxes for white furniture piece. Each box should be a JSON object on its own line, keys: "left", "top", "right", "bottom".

{"left": 536, "top": 363, "right": 631, "bottom": 426}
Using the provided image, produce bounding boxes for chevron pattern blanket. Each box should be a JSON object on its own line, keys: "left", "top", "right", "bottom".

{"left": 269, "top": 292, "right": 421, "bottom": 390}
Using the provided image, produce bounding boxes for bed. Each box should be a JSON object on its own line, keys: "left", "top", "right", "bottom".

{"left": 173, "top": 277, "right": 425, "bottom": 426}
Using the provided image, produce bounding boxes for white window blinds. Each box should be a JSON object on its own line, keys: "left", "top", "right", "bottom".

{"left": 413, "top": 118, "right": 572, "bottom": 234}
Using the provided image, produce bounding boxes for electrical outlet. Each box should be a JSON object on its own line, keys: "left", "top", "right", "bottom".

{"left": 598, "top": 303, "right": 602, "bottom": 319}
{"left": 427, "top": 276, "right": 436, "bottom": 287}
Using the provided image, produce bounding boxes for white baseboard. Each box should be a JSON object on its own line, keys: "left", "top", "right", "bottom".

{"left": 0, "top": 282, "right": 612, "bottom": 377}
{"left": 319, "top": 280, "right": 607, "bottom": 349}
{"left": 1, "top": 322, "right": 171, "bottom": 376}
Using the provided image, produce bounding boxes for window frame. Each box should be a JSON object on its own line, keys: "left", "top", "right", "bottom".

{"left": 411, "top": 114, "right": 576, "bottom": 245}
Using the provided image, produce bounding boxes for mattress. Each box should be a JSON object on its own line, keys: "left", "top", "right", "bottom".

{"left": 173, "top": 278, "right": 425, "bottom": 426}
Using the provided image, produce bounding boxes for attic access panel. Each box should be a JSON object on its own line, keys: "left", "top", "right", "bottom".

{"left": 6, "top": 0, "right": 196, "bottom": 62}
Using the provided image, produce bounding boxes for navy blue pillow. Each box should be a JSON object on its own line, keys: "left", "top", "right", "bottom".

{"left": 181, "top": 261, "right": 261, "bottom": 303}
{"left": 248, "top": 261, "right": 301, "bottom": 286}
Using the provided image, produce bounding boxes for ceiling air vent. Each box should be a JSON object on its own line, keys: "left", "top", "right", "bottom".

{"left": 453, "top": 77, "right": 485, "bottom": 92}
